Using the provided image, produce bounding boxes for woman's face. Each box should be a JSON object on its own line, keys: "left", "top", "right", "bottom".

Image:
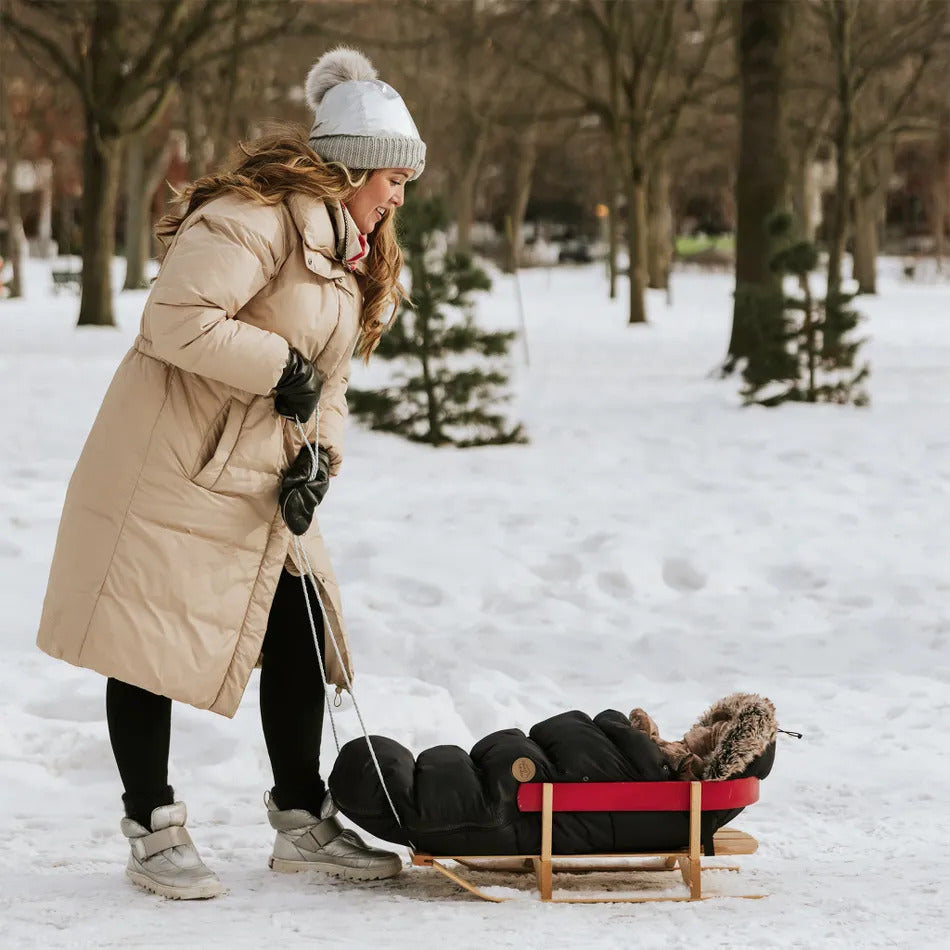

{"left": 348, "top": 168, "right": 413, "bottom": 235}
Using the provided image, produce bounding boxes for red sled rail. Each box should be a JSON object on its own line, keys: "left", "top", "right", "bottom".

{"left": 517, "top": 776, "right": 760, "bottom": 813}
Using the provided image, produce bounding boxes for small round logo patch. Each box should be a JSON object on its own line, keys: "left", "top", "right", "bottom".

{"left": 511, "top": 757, "right": 536, "bottom": 782}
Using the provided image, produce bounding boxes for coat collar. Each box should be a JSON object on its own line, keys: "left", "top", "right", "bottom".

{"left": 286, "top": 194, "right": 368, "bottom": 276}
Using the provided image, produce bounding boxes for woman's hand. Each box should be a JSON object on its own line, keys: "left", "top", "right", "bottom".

{"left": 279, "top": 444, "right": 331, "bottom": 535}
{"left": 273, "top": 348, "right": 323, "bottom": 422}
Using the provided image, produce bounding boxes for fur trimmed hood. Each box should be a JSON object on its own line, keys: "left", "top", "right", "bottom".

{"left": 629, "top": 692, "right": 777, "bottom": 781}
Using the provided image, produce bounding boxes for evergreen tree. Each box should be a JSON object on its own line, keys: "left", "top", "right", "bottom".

{"left": 349, "top": 196, "right": 526, "bottom": 447}
{"left": 741, "top": 214, "right": 870, "bottom": 406}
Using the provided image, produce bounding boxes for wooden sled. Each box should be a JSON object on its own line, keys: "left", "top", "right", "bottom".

{"left": 410, "top": 777, "right": 764, "bottom": 903}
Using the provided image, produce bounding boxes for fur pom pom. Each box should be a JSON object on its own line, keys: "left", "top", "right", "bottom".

{"left": 305, "top": 47, "right": 377, "bottom": 112}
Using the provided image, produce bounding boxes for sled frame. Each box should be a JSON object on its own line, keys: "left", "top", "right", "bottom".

{"left": 410, "top": 779, "right": 765, "bottom": 903}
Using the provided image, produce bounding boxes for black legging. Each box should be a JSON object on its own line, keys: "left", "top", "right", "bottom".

{"left": 107, "top": 568, "right": 328, "bottom": 829}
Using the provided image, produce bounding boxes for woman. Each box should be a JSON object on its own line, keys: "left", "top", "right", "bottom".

{"left": 35, "top": 48, "right": 424, "bottom": 899}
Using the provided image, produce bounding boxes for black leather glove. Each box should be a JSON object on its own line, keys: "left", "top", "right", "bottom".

{"left": 279, "top": 444, "right": 331, "bottom": 536}
{"left": 273, "top": 348, "right": 322, "bottom": 422}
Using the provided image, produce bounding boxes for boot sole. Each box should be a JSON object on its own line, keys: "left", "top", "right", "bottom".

{"left": 268, "top": 856, "right": 402, "bottom": 880}
{"left": 127, "top": 868, "right": 225, "bottom": 900}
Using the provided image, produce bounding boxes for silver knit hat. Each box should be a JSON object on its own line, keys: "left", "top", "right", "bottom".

{"left": 305, "top": 48, "right": 426, "bottom": 180}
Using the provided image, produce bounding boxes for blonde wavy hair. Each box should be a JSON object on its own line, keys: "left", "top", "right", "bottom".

{"left": 156, "top": 124, "right": 406, "bottom": 360}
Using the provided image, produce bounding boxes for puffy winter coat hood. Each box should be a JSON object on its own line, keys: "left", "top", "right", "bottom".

{"left": 328, "top": 697, "right": 776, "bottom": 857}
{"left": 37, "top": 192, "right": 366, "bottom": 716}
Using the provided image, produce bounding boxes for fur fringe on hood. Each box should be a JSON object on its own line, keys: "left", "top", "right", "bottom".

{"left": 305, "top": 47, "right": 378, "bottom": 112}
{"left": 629, "top": 692, "right": 777, "bottom": 781}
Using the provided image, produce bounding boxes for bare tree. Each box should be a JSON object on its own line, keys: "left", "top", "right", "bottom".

{"left": 784, "top": 11, "right": 835, "bottom": 243}
{"left": 646, "top": 144, "right": 674, "bottom": 290}
{"left": 122, "top": 4, "right": 302, "bottom": 290}
{"left": 0, "top": 5, "right": 25, "bottom": 297}
{"left": 812, "top": 0, "right": 946, "bottom": 298}
{"left": 851, "top": 133, "right": 892, "bottom": 293}
{"left": 402, "top": 1, "right": 523, "bottom": 251}
{"left": 932, "top": 108, "right": 950, "bottom": 269}
{"left": 0, "top": 0, "right": 299, "bottom": 326}
{"left": 504, "top": 0, "right": 730, "bottom": 324}
{"left": 122, "top": 123, "right": 175, "bottom": 290}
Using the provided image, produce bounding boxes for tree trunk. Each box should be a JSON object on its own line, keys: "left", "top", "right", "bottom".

{"left": 78, "top": 125, "right": 122, "bottom": 326}
{"left": 183, "top": 77, "right": 207, "bottom": 183}
{"left": 210, "top": 4, "right": 245, "bottom": 162}
{"left": 453, "top": 122, "right": 490, "bottom": 253}
{"left": 606, "top": 197, "right": 618, "bottom": 300}
{"left": 935, "top": 178, "right": 947, "bottom": 272}
{"left": 605, "top": 146, "right": 620, "bottom": 300}
{"left": 791, "top": 142, "right": 819, "bottom": 242}
{"left": 727, "top": 0, "right": 790, "bottom": 367}
{"left": 122, "top": 134, "right": 148, "bottom": 290}
{"left": 826, "top": 2, "right": 854, "bottom": 300}
{"left": 504, "top": 127, "right": 537, "bottom": 273}
{"left": 0, "top": 64, "right": 24, "bottom": 298}
{"left": 417, "top": 306, "right": 442, "bottom": 444}
{"left": 454, "top": 174, "right": 476, "bottom": 255}
{"left": 142, "top": 138, "right": 172, "bottom": 264}
{"left": 123, "top": 132, "right": 171, "bottom": 289}
{"left": 851, "top": 191, "right": 877, "bottom": 294}
{"left": 934, "top": 109, "right": 950, "bottom": 271}
{"left": 852, "top": 139, "right": 890, "bottom": 294}
{"left": 624, "top": 159, "right": 648, "bottom": 325}
{"left": 646, "top": 153, "right": 673, "bottom": 291}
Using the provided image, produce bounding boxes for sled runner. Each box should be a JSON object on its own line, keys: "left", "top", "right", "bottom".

{"left": 410, "top": 776, "right": 764, "bottom": 903}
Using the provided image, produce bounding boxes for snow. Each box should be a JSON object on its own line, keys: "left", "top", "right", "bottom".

{"left": 1, "top": 256, "right": 948, "bottom": 947}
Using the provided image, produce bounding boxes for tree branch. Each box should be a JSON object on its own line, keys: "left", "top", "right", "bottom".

{"left": 176, "top": 5, "right": 302, "bottom": 75}
{"left": 117, "top": 81, "right": 176, "bottom": 138}
{"left": 649, "top": 2, "right": 731, "bottom": 150}
{"left": 853, "top": 50, "right": 936, "bottom": 161}
{"left": 116, "top": 0, "right": 191, "bottom": 105}
{"left": 0, "top": 4, "right": 84, "bottom": 90}
{"left": 640, "top": 0, "right": 677, "bottom": 122}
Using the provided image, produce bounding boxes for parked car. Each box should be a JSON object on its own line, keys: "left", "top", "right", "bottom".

{"left": 558, "top": 238, "right": 593, "bottom": 263}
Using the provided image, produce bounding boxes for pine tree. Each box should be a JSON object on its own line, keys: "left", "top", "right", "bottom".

{"left": 349, "top": 196, "right": 526, "bottom": 447}
{"left": 741, "top": 214, "right": 870, "bottom": 406}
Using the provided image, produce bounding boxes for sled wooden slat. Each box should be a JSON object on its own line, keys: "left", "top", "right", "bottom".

{"left": 711, "top": 828, "right": 758, "bottom": 854}
{"left": 410, "top": 778, "right": 765, "bottom": 903}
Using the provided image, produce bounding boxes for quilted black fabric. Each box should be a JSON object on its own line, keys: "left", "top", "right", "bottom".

{"left": 328, "top": 709, "right": 775, "bottom": 856}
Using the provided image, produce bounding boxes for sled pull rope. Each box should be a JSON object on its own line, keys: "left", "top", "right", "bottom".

{"left": 290, "top": 417, "right": 408, "bottom": 841}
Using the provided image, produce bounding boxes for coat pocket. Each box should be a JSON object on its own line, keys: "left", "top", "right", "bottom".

{"left": 192, "top": 398, "right": 246, "bottom": 491}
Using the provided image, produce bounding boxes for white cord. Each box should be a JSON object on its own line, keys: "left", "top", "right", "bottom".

{"left": 288, "top": 415, "right": 409, "bottom": 838}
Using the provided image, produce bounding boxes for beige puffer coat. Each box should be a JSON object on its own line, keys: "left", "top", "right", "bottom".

{"left": 37, "top": 192, "right": 366, "bottom": 716}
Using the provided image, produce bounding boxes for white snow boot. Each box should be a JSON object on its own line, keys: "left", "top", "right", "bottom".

{"left": 266, "top": 791, "right": 402, "bottom": 880}
{"left": 121, "top": 802, "right": 225, "bottom": 900}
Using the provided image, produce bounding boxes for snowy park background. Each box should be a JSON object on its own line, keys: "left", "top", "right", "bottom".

{"left": 1, "top": 256, "right": 948, "bottom": 947}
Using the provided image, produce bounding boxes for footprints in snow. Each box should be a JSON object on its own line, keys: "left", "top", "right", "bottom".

{"left": 530, "top": 552, "right": 636, "bottom": 603}
{"left": 392, "top": 576, "right": 444, "bottom": 607}
{"left": 385, "top": 525, "right": 851, "bottom": 609}
{"left": 661, "top": 557, "right": 706, "bottom": 592}
{"left": 596, "top": 570, "right": 634, "bottom": 598}
{"left": 766, "top": 563, "right": 828, "bottom": 592}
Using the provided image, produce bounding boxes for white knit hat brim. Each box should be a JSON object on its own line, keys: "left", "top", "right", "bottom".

{"left": 309, "top": 134, "right": 426, "bottom": 180}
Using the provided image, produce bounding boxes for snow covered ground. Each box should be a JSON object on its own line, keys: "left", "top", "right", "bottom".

{"left": 1, "top": 255, "right": 948, "bottom": 948}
